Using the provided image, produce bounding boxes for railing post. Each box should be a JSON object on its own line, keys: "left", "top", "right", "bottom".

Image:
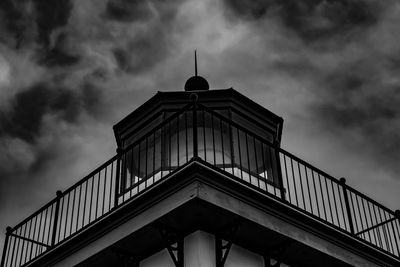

{"left": 114, "top": 147, "right": 123, "bottom": 209}
{"left": 0, "top": 227, "right": 11, "bottom": 267}
{"left": 340, "top": 178, "right": 355, "bottom": 234}
{"left": 274, "top": 141, "right": 286, "bottom": 201}
{"left": 51, "top": 191, "right": 62, "bottom": 247}
{"left": 191, "top": 94, "right": 198, "bottom": 159}
{"left": 396, "top": 210, "right": 400, "bottom": 239}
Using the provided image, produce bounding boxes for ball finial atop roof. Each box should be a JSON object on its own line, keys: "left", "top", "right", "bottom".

{"left": 184, "top": 75, "right": 209, "bottom": 91}
{"left": 184, "top": 50, "right": 209, "bottom": 91}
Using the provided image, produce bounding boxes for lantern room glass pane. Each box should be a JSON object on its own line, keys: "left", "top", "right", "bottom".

{"left": 121, "top": 110, "right": 194, "bottom": 192}
{"left": 230, "top": 124, "right": 279, "bottom": 187}
{"left": 162, "top": 111, "right": 194, "bottom": 170}
{"left": 197, "top": 110, "right": 232, "bottom": 168}
{"left": 120, "top": 107, "right": 280, "bottom": 194}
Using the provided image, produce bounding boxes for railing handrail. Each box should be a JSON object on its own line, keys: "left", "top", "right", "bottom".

{"left": 8, "top": 103, "right": 195, "bottom": 233}
{"left": 8, "top": 198, "right": 57, "bottom": 234}
{"left": 197, "top": 103, "right": 397, "bottom": 217}
{"left": 3, "top": 100, "right": 399, "bottom": 267}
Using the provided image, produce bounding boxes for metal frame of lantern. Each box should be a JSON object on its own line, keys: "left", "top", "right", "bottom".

{"left": 117, "top": 99, "right": 283, "bottom": 198}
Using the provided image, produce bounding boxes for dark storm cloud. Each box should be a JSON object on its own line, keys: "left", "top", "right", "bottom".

{"left": 34, "top": 0, "right": 79, "bottom": 68}
{"left": 105, "top": 0, "right": 153, "bottom": 22}
{"left": 0, "top": 0, "right": 78, "bottom": 67}
{"left": 0, "top": 0, "right": 73, "bottom": 47}
{"left": 0, "top": 82, "right": 102, "bottom": 143}
{"left": 222, "top": 0, "right": 271, "bottom": 20}
{"left": 224, "top": 0, "right": 380, "bottom": 42}
{"left": 224, "top": 0, "right": 400, "bottom": 178}
{"left": 0, "top": 0, "right": 33, "bottom": 48}
{"left": 113, "top": 29, "right": 167, "bottom": 73}
{"left": 105, "top": 0, "right": 184, "bottom": 23}
{"left": 33, "top": 0, "right": 73, "bottom": 47}
{"left": 310, "top": 59, "right": 400, "bottom": 174}
{"left": 107, "top": 0, "right": 184, "bottom": 74}
{"left": 37, "top": 32, "right": 80, "bottom": 67}
{"left": 81, "top": 82, "right": 104, "bottom": 119}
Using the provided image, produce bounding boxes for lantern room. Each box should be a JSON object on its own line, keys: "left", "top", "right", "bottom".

{"left": 113, "top": 85, "right": 284, "bottom": 197}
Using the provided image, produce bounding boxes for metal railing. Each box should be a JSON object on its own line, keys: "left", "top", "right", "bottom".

{"left": 2, "top": 100, "right": 399, "bottom": 267}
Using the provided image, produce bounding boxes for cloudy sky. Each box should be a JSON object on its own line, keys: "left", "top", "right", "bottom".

{"left": 1, "top": 0, "right": 400, "bottom": 254}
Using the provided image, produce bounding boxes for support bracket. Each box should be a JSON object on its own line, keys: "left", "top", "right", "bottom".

{"left": 263, "top": 240, "right": 292, "bottom": 267}
{"left": 157, "top": 224, "right": 184, "bottom": 267}
{"left": 215, "top": 221, "right": 240, "bottom": 267}
{"left": 263, "top": 256, "right": 281, "bottom": 267}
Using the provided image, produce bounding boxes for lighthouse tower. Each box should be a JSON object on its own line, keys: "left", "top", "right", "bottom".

{"left": 2, "top": 72, "right": 400, "bottom": 267}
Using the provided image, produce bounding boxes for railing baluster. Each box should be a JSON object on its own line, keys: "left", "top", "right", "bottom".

{"left": 95, "top": 172, "right": 101, "bottom": 219}
{"left": 9, "top": 231, "right": 15, "bottom": 267}
{"left": 396, "top": 210, "right": 400, "bottom": 255}
{"left": 14, "top": 228, "right": 22, "bottom": 266}
{"left": 261, "top": 143, "right": 267, "bottom": 185}
{"left": 63, "top": 194, "right": 69, "bottom": 239}
{"left": 283, "top": 155, "right": 291, "bottom": 203}
{"left": 109, "top": 162, "right": 114, "bottom": 211}
{"left": 81, "top": 182, "right": 87, "bottom": 229}
{"left": 331, "top": 180, "right": 340, "bottom": 228}
{"left": 391, "top": 219, "right": 400, "bottom": 256}
{"left": 253, "top": 137, "right": 260, "bottom": 189}
{"left": 268, "top": 146, "right": 277, "bottom": 197}
{"left": 168, "top": 122, "right": 171, "bottom": 170}
{"left": 361, "top": 198, "right": 372, "bottom": 242}
{"left": 312, "top": 171, "right": 320, "bottom": 218}
{"left": 114, "top": 148, "right": 122, "bottom": 209}
{"left": 20, "top": 224, "right": 27, "bottom": 265}
{"left": 325, "top": 176, "right": 334, "bottom": 224}
{"left": 245, "top": 133, "right": 251, "bottom": 182}
{"left": 212, "top": 114, "right": 216, "bottom": 166}
{"left": 275, "top": 145, "right": 285, "bottom": 200}
{"left": 304, "top": 165, "right": 312, "bottom": 212}
{"left": 10, "top": 232, "right": 17, "bottom": 267}
{"left": 153, "top": 132, "right": 156, "bottom": 182}
{"left": 129, "top": 147, "right": 134, "bottom": 197}
{"left": 290, "top": 159, "right": 298, "bottom": 207}
{"left": 70, "top": 189, "right": 76, "bottom": 235}
{"left": 35, "top": 212, "right": 43, "bottom": 256}
{"left": 185, "top": 112, "right": 188, "bottom": 163}
{"left": 25, "top": 221, "right": 32, "bottom": 264}
{"left": 202, "top": 110, "right": 206, "bottom": 161}
{"left": 367, "top": 202, "right": 378, "bottom": 246}
{"left": 337, "top": 183, "right": 346, "bottom": 230}
{"left": 297, "top": 162, "right": 305, "bottom": 210}
{"left": 122, "top": 148, "right": 128, "bottom": 202}
{"left": 220, "top": 118, "right": 226, "bottom": 169}
{"left": 75, "top": 185, "right": 81, "bottom": 234}
{"left": 51, "top": 191, "right": 62, "bottom": 246}
{"left": 192, "top": 97, "right": 198, "bottom": 159}
{"left": 383, "top": 212, "right": 394, "bottom": 253}
{"left": 228, "top": 109, "right": 235, "bottom": 175}
{"left": 102, "top": 168, "right": 107, "bottom": 216}
{"left": 236, "top": 128, "right": 243, "bottom": 179}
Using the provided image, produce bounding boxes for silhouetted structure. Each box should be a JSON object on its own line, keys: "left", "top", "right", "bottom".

{"left": 2, "top": 74, "right": 400, "bottom": 266}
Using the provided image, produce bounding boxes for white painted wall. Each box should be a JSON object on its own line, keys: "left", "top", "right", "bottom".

{"left": 225, "top": 244, "right": 264, "bottom": 267}
{"left": 141, "top": 231, "right": 265, "bottom": 267}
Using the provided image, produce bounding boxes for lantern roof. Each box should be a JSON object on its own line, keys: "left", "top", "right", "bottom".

{"left": 113, "top": 88, "right": 283, "bottom": 148}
